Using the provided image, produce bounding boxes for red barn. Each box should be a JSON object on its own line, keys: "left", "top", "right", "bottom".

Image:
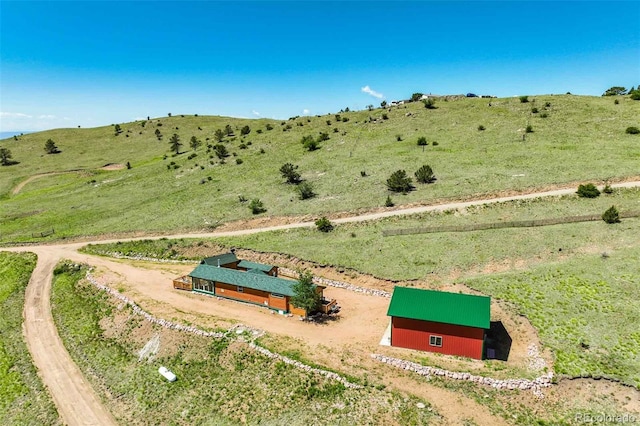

{"left": 387, "top": 287, "right": 490, "bottom": 360}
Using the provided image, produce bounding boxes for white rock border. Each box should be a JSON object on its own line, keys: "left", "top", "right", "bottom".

{"left": 84, "top": 270, "right": 362, "bottom": 389}
{"left": 371, "top": 354, "right": 552, "bottom": 398}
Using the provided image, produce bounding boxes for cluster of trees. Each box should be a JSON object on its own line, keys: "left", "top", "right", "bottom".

{"left": 603, "top": 86, "right": 640, "bottom": 100}
{"left": 386, "top": 165, "right": 436, "bottom": 193}
{"left": 0, "top": 147, "right": 14, "bottom": 166}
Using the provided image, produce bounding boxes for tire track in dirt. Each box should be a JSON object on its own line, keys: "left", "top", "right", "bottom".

{"left": 22, "top": 249, "right": 117, "bottom": 426}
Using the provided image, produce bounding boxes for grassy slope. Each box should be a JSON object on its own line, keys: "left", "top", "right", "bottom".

{"left": 0, "top": 252, "right": 60, "bottom": 424}
{"left": 51, "top": 263, "right": 435, "bottom": 426}
{"left": 1, "top": 95, "right": 639, "bottom": 241}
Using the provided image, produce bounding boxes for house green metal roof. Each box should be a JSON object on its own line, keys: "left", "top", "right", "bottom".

{"left": 202, "top": 253, "right": 238, "bottom": 267}
{"left": 189, "top": 264, "right": 297, "bottom": 296}
{"left": 387, "top": 286, "right": 490, "bottom": 329}
{"left": 238, "top": 259, "right": 274, "bottom": 272}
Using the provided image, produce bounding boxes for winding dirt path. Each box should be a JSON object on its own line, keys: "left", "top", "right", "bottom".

{"left": 21, "top": 248, "right": 117, "bottom": 426}
{"left": 5, "top": 180, "right": 640, "bottom": 425}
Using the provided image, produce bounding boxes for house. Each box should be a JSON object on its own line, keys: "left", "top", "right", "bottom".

{"left": 173, "top": 253, "right": 333, "bottom": 316}
{"left": 387, "top": 286, "right": 490, "bottom": 360}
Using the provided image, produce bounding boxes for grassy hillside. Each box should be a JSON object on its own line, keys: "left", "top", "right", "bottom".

{"left": 0, "top": 252, "right": 60, "bottom": 424}
{"left": 1, "top": 95, "right": 639, "bottom": 241}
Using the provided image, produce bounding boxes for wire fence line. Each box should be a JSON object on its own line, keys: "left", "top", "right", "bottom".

{"left": 382, "top": 210, "right": 640, "bottom": 237}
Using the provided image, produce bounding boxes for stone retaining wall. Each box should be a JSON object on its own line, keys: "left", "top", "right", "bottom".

{"left": 280, "top": 267, "right": 391, "bottom": 298}
{"left": 371, "top": 354, "right": 552, "bottom": 398}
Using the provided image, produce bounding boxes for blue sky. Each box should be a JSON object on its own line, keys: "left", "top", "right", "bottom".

{"left": 1, "top": 1, "right": 639, "bottom": 132}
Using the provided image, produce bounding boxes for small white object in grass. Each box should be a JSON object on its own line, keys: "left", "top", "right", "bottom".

{"left": 416, "top": 402, "right": 426, "bottom": 409}
{"left": 236, "top": 329, "right": 244, "bottom": 335}
{"left": 158, "top": 366, "right": 177, "bottom": 382}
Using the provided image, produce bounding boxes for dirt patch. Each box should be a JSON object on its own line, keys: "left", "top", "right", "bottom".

{"left": 100, "top": 163, "right": 125, "bottom": 171}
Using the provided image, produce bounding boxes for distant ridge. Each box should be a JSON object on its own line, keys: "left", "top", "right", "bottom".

{"left": 0, "top": 131, "right": 35, "bottom": 140}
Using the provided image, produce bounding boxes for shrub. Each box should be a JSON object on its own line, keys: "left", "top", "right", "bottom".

{"left": 477, "top": 125, "right": 485, "bottom": 131}
{"left": 519, "top": 95, "right": 529, "bottom": 103}
{"left": 249, "top": 199, "right": 266, "bottom": 214}
{"left": 396, "top": 134, "right": 402, "bottom": 141}
{"left": 256, "top": 129, "right": 263, "bottom": 134}
{"left": 540, "top": 113, "right": 549, "bottom": 118}
{"left": 417, "top": 136, "right": 428, "bottom": 146}
{"left": 422, "top": 98, "right": 437, "bottom": 109}
{"left": 265, "top": 123, "right": 273, "bottom": 131}
{"left": 301, "top": 135, "right": 320, "bottom": 151}
{"left": 280, "top": 163, "right": 301, "bottom": 184}
{"left": 603, "top": 184, "right": 614, "bottom": 194}
{"left": 385, "top": 195, "right": 394, "bottom": 207}
{"left": 545, "top": 102, "right": 551, "bottom": 108}
{"left": 297, "top": 182, "right": 315, "bottom": 200}
{"left": 602, "top": 86, "right": 626, "bottom": 96}
{"left": 531, "top": 107, "right": 539, "bottom": 113}
{"left": 360, "top": 170, "right": 367, "bottom": 177}
{"left": 315, "top": 216, "right": 333, "bottom": 232}
{"left": 525, "top": 125, "right": 534, "bottom": 133}
{"left": 333, "top": 127, "right": 339, "bottom": 133}
{"left": 44, "top": 138, "right": 59, "bottom": 154}
{"left": 386, "top": 170, "right": 413, "bottom": 193}
{"left": 214, "top": 144, "right": 229, "bottom": 159}
{"left": 318, "top": 132, "right": 330, "bottom": 142}
{"left": 326, "top": 120, "right": 332, "bottom": 126}
{"left": 614, "top": 99, "right": 620, "bottom": 105}
{"left": 576, "top": 183, "right": 600, "bottom": 198}
{"left": 602, "top": 206, "right": 620, "bottom": 224}
{"left": 432, "top": 141, "right": 439, "bottom": 146}
{"left": 415, "top": 165, "right": 436, "bottom": 184}
{"left": 240, "top": 125, "right": 251, "bottom": 135}
{"left": 235, "top": 158, "right": 243, "bottom": 165}
{"left": 630, "top": 90, "right": 640, "bottom": 100}
{"left": 382, "top": 114, "right": 389, "bottom": 120}
{"left": 625, "top": 126, "right": 639, "bottom": 134}
{"left": 342, "top": 117, "right": 349, "bottom": 122}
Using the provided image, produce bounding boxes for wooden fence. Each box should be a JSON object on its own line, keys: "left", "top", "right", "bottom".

{"left": 382, "top": 211, "right": 640, "bottom": 237}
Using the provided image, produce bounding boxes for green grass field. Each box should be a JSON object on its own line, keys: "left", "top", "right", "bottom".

{"left": 51, "top": 262, "right": 435, "bottom": 425}
{"left": 1, "top": 95, "right": 639, "bottom": 241}
{"left": 0, "top": 252, "right": 60, "bottom": 425}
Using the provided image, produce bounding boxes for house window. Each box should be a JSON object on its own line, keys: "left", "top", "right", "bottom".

{"left": 271, "top": 293, "right": 284, "bottom": 299}
{"left": 237, "top": 286, "right": 243, "bottom": 293}
{"left": 429, "top": 335, "right": 443, "bottom": 347}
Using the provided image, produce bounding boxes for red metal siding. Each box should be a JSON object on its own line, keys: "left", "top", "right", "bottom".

{"left": 391, "top": 317, "right": 484, "bottom": 360}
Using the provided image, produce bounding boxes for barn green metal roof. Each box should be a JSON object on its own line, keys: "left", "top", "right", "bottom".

{"left": 201, "top": 253, "right": 238, "bottom": 267}
{"left": 189, "top": 264, "right": 297, "bottom": 296}
{"left": 238, "top": 259, "right": 275, "bottom": 272}
{"left": 387, "top": 286, "right": 490, "bottom": 329}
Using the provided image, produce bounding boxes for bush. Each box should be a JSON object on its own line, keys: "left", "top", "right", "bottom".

{"left": 318, "top": 132, "right": 330, "bottom": 142}
{"left": 614, "top": 99, "right": 620, "bottom": 105}
{"left": 630, "top": 90, "right": 640, "bottom": 100}
{"left": 360, "top": 170, "right": 367, "bottom": 177}
{"left": 525, "top": 125, "right": 534, "bottom": 133}
{"left": 235, "top": 158, "right": 243, "bottom": 165}
{"left": 415, "top": 165, "right": 436, "bottom": 184}
{"left": 301, "top": 136, "right": 319, "bottom": 151}
{"left": 576, "top": 183, "right": 600, "bottom": 198}
{"left": 540, "top": 113, "right": 549, "bottom": 118}
{"left": 432, "top": 141, "right": 439, "bottom": 146}
{"left": 531, "top": 107, "right": 539, "bottom": 113}
{"left": 396, "top": 134, "right": 402, "bottom": 141}
{"left": 477, "top": 125, "right": 485, "bottom": 131}
{"left": 280, "top": 163, "right": 301, "bottom": 184}
{"left": 382, "top": 114, "right": 388, "bottom": 120}
{"left": 297, "top": 182, "right": 315, "bottom": 200}
{"left": 385, "top": 195, "right": 394, "bottom": 207}
{"left": 315, "top": 216, "right": 333, "bottom": 232}
{"left": 265, "top": 123, "right": 273, "bottom": 131}
{"left": 422, "top": 98, "right": 437, "bottom": 109}
{"left": 240, "top": 125, "right": 251, "bottom": 135}
{"left": 602, "top": 206, "right": 620, "bottom": 224}
{"left": 249, "top": 199, "right": 266, "bottom": 214}
{"left": 603, "top": 184, "right": 614, "bottom": 194}
{"left": 625, "top": 126, "right": 639, "bottom": 134}
{"left": 519, "top": 95, "right": 529, "bottom": 103}
{"left": 417, "top": 136, "right": 428, "bottom": 146}
{"left": 386, "top": 170, "right": 413, "bottom": 193}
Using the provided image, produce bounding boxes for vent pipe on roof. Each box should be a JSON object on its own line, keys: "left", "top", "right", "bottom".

{"left": 217, "top": 259, "right": 220, "bottom": 268}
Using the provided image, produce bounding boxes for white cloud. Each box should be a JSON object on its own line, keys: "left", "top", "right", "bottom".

{"left": 361, "top": 85, "right": 383, "bottom": 99}
{"left": 38, "top": 114, "right": 57, "bottom": 119}
{"left": 0, "top": 112, "right": 32, "bottom": 118}
{"left": 252, "top": 110, "right": 261, "bottom": 117}
{"left": 302, "top": 109, "right": 310, "bottom": 115}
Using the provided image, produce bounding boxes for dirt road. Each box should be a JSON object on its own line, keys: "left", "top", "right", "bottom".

{"left": 6, "top": 180, "right": 640, "bottom": 425}
{"left": 21, "top": 248, "right": 117, "bottom": 426}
